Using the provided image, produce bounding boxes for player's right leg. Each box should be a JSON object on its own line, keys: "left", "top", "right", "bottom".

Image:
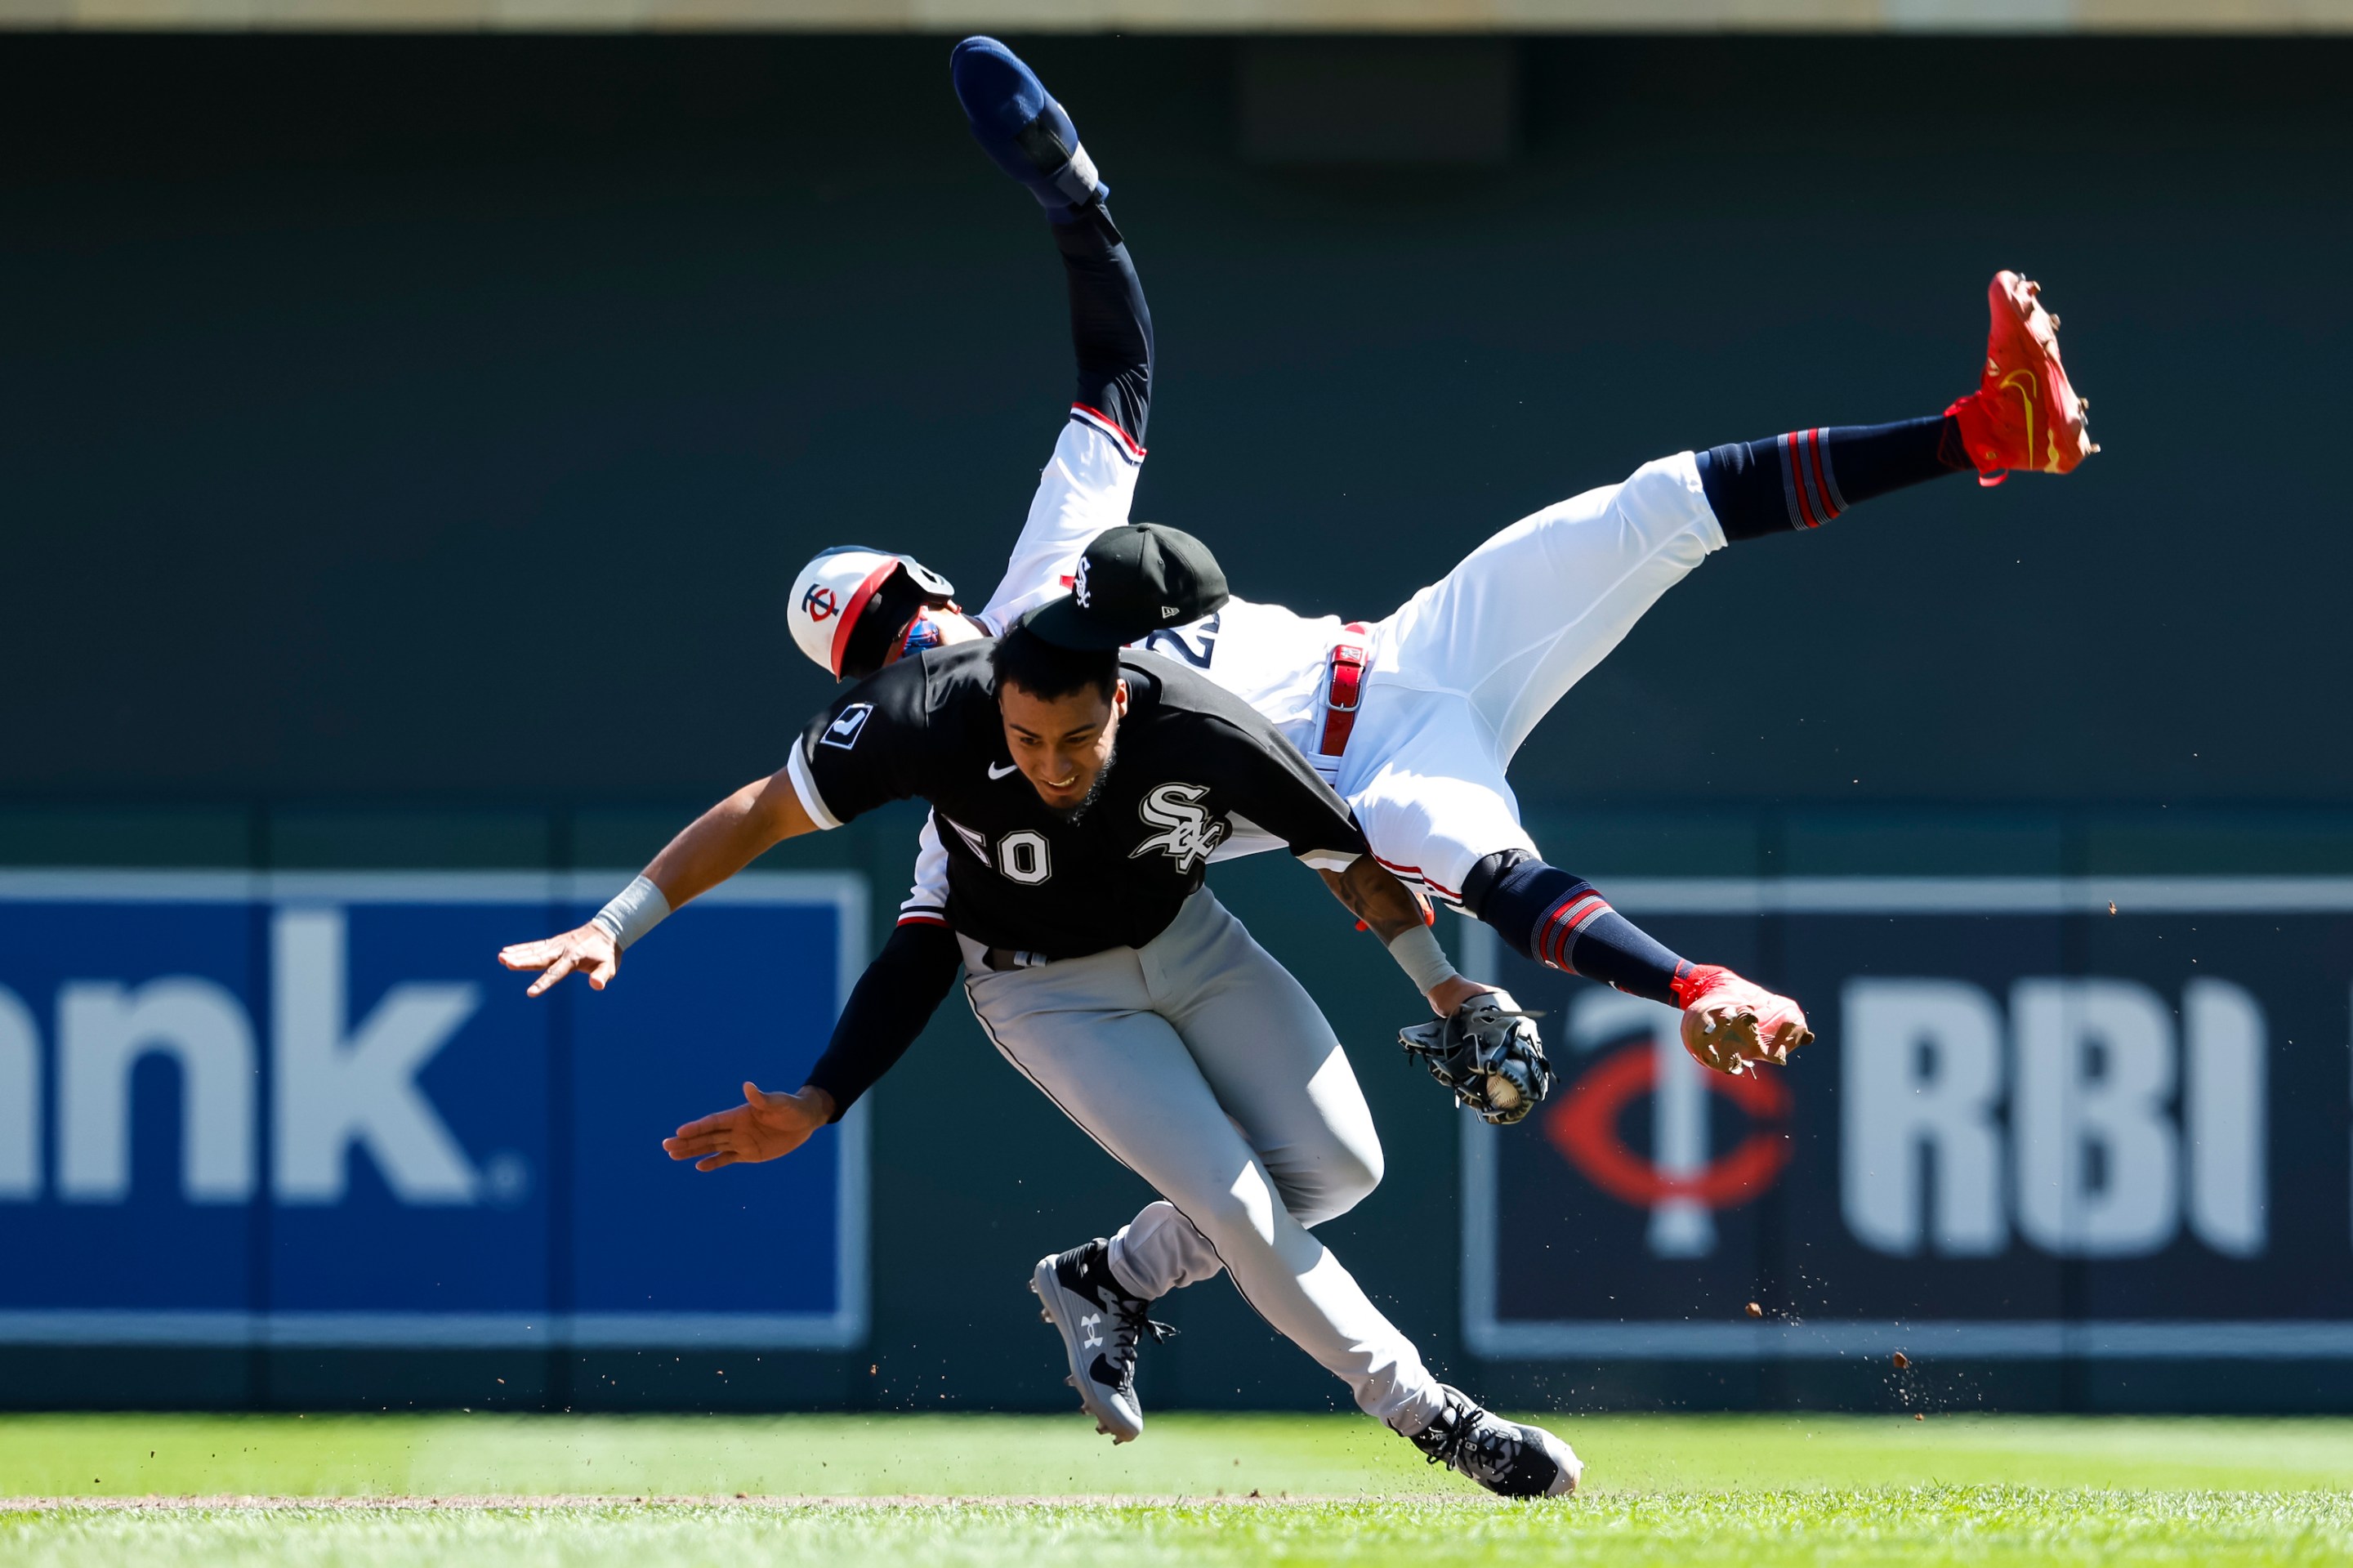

{"left": 1378, "top": 270, "right": 2092, "bottom": 766}
{"left": 966, "top": 936, "right": 1440, "bottom": 1440}
{"left": 1695, "top": 271, "right": 2092, "bottom": 537}
{"left": 964, "top": 904, "right": 1579, "bottom": 1493}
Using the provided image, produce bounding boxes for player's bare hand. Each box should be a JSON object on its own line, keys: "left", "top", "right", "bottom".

{"left": 1427, "top": 974, "right": 1498, "bottom": 1017}
{"left": 663, "top": 1082, "right": 835, "bottom": 1171}
{"left": 498, "top": 923, "right": 619, "bottom": 997}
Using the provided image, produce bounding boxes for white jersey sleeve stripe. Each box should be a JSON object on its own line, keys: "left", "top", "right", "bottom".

{"left": 898, "top": 811, "right": 953, "bottom": 926}
{"left": 1069, "top": 402, "right": 1145, "bottom": 464}
{"left": 785, "top": 744, "right": 843, "bottom": 832}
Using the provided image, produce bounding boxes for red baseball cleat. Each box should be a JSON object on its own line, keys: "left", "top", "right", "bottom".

{"left": 1947, "top": 270, "right": 2097, "bottom": 487}
{"left": 1672, "top": 965, "right": 1814, "bottom": 1075}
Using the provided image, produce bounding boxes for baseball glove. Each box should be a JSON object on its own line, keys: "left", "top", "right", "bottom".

{"left": 1400, "top": 991, "right": 1553, "bottom": 1126}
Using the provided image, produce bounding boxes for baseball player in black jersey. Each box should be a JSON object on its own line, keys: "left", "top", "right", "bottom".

{"left": 788, "top": 37, "right": 2098, "bottom": 1141}
{"left": 498, "top": 544, "right": 1582, "bottom": 1497}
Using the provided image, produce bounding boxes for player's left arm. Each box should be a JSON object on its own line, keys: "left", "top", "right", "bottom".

{"left": 495, "top": 766, "right": 819, "bottom": 997}
{"left": 1215, "top": 713, "right": 1554, "bottom": 1124}
{"left": 500, "top": 670, "right": 926, "bottom": 996}
{"left": 1317, "top": 856, "right": 1493, "bottom": 1016}
{"left": 1305, "top": 840, "right": 1552, "bottom": 1127}
{"left": 1205, "top": 713, "right": 1487, "bottom": 1016}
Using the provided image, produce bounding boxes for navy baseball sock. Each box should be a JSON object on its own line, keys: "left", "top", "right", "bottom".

{"left": 1461, "top": 851, "right": 1691, "bottom": 1007}
{"left": 1696, "top": 415, "right": 1971, "bottom": 541}
{"left": 1056, "top": 212, "right": 1151, "bottom": 446}
{"left": 952, "top": 36, "right": 1109, "bottom": 225}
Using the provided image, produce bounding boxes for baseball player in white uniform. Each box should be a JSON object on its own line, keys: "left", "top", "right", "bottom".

{"left": 788, "top": 44, "right": 2094, "bottom": 1074}
{"left": 771, "top": 38, "right": 2092, "bottom": 1460}
{"left": 498, "top": 40, "right": 1603, "bottom": 1497}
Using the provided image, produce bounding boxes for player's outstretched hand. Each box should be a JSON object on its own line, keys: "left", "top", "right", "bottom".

{"left": 663, "top": 1082, "right": 835, "bottom": 1171}
{"left": 498, "top": 922, "right": 619, "bottom": 997}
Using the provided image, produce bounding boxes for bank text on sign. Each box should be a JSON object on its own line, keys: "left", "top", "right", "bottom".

{"left": 0, "top": 871, "right": 866, "bottom": 1348}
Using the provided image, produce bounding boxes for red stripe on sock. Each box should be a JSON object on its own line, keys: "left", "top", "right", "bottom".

{"left": 1804, "top": 427, "right": 1840, "bottom": 523}
{"left": 1539, "top": 893, "right": 1610, "bottom": 971}
{"left": 1783, "top": 433, "right": 1820, "bottom": 529}
{"left": 1793, "top": 431, "right": 1827, "bottom": 528}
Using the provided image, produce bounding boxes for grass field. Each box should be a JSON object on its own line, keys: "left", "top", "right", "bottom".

{"left": 3, "top": 1412, "right": 2351, "bottom": 1565}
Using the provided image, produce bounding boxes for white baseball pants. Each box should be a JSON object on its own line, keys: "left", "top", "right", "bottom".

{"left": 1339, "top": 450, "right": 1727, "bottom": 902}
{"left": 959, "top": 888, "right": 1445, "bottom": 1434}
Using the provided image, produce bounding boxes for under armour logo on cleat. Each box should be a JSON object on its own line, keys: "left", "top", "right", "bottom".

{"left": 1080, "top": 1312, "right": 1104, "bottom": 1350}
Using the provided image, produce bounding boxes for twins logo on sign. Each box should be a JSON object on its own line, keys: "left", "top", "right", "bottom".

{"left": 1546, "top": 990, "right": 1789, "bottom": 1258}
{"left": 819, "top": 704, "right": 873, "bottom": 750}
{"left": 1129, "top": 783, "right": 1228, "bottom": 874}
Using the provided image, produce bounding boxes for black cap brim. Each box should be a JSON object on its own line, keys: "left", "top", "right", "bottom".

{"left": 1018, "top": 594, "right": 1133, "bottom": 650}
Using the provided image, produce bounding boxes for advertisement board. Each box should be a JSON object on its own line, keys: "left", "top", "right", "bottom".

{"left": 0, "top": 870, "right": 866, "bottom": 1348}
{"left": 1463, "top": 878, "right": 2353, "bottom": 1360}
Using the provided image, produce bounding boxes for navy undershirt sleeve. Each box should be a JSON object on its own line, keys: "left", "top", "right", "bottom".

{"left": 1055, "top": 208, "right": 1152, "bottom": 449}
{"left": 801, "top": 920, "right": 963, "bottom": 1121}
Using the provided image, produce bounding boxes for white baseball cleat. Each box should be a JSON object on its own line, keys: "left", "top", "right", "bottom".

{"left": 1029, "top": 1238, "right": 1173, "bottom": 1445}
{"left": 1404, "top": 1384, "right": 1582, "bottom": 1498}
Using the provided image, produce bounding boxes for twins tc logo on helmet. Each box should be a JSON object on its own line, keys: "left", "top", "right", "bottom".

{"left": 1129, "top": 783, "right": 1227, "bottom": 873}
{"left": 801, "top": 584, "right": 841, "bottom": 622}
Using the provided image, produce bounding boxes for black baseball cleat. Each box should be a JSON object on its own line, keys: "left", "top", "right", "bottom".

{"left": 1405, "top": 1385, "right": 1583, "bottom": 1498}
{"left": 1029, "top": 1238, "right": 1174, "bottom": 1444}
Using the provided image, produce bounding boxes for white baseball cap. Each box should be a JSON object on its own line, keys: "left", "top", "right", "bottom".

{"left": 788, "top": 546, "right": 958, "bottom": 678}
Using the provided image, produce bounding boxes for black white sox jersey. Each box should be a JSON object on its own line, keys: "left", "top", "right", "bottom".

{"left": 787, "top": 642, "right": 1367, "bottom": 959}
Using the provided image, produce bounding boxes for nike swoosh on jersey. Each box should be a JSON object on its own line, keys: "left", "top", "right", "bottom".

{"left": 988, "top": 761, "right": 1020, "bottom": 780}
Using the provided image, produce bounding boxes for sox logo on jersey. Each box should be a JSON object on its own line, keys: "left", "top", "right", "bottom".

{"left": 1130, "top": 783, "right": 1227, "bottom": 873}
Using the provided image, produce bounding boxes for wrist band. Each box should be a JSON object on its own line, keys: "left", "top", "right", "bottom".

{"left": 590, "top": 875, "right": 672, "bottom": 950}
{"left": 1385, "top": 923, "right": 1460, "bottom": 995}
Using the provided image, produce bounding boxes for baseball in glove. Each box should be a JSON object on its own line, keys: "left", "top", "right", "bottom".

{"left": 1400, "top": 991, "right": 1553, "bottom": 1126}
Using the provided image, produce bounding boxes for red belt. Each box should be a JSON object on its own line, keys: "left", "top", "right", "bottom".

{"left": 1317, "top": 623, "right": 1371, "bottom": 759}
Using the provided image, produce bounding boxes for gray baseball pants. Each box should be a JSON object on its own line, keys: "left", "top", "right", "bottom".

{"left": 958, "top": 887, "right": 1444, "bottom": 1434}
